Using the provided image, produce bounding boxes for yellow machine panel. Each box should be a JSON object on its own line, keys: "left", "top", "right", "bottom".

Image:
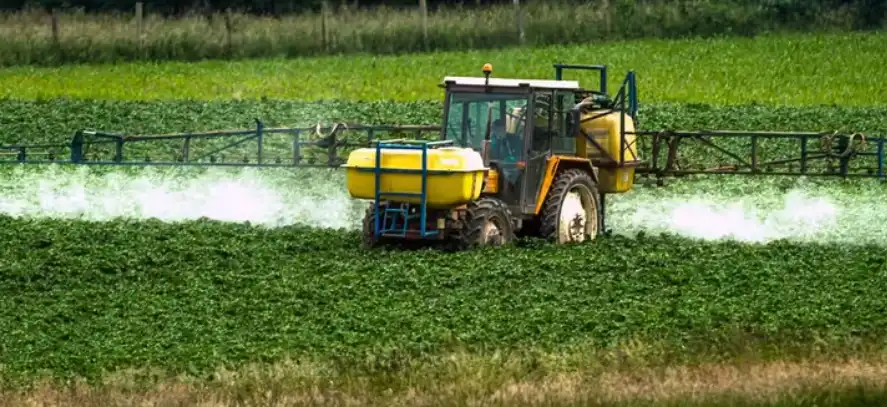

{"left": 483, "top": 168, "right": 500, "bottom": 193}
{"left": 342, "top": 147, "right": 487, "bottom": 208}
{"left": 579, "top": 109, "right": 640, "bottom": 193}
{"left": 597, "top": 164, "right": 635, "bottom": 193}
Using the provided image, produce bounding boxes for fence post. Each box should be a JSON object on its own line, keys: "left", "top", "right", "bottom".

{"left": 50, "top": 9, "right": 60, "bottom": 47}
{"left": 603, "top": 0, "right": 611, "bottom": 35}
{"left": 321, "top": 0, "right": 330, "bottom": 52}
{"left": 135, "top": 2, "right": 144, "bottom": 57}
{"left": 513, "top": 0, "right": 524, "bottom": 45}
{"left": 224, "top": 9, "right": 233, "bottom": 57}
{"left": 419, "top": 0, "right": 428, "bottom": 50}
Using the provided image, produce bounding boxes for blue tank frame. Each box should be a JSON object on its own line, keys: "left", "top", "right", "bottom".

{"left": 358, "top": 138, "right": 457, "bottom": 243}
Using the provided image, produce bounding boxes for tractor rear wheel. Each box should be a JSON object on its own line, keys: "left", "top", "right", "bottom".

{"left": 451, "top": 197, "right": 516, "bottom": 250}
{"left": 538, "top": 168, "right": 600, "bottom": 244}
{"left": 361, "top": 202, "right": 383, "bottom": 249}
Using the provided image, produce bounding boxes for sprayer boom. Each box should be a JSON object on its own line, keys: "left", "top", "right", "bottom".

{"left": 2, "top": 63, "right": 883, "bottom": 184}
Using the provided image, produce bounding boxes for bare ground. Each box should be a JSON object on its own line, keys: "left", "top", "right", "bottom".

{"left": 3, "top": 356, "right": 887, "bottom": 407}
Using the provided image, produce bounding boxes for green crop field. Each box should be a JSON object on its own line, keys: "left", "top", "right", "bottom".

{"left": 1, "top": 27, "right": 887, "bottom": 406}
{"left": 2, "top": 216, "right": 887, "bottom": 405}
{"left": 1, "top": 31, "right": 886, "bottom": 105}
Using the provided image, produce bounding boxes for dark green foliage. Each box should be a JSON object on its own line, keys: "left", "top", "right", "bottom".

{"left": 0, "top": 215, "right": 886, "bottom": 382}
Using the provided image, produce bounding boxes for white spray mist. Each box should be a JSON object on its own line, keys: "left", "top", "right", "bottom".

{"left": 2, "top": 166, "right": 885, "bottom": 246}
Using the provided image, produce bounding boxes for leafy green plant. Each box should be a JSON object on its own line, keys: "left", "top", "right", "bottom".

{"left": 0, "top": 214, "right": 886, "bottom": 384}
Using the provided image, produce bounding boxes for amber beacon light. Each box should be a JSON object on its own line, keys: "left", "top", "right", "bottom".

{"left": 483, "top": 63, "right": 492, "bottom": 84}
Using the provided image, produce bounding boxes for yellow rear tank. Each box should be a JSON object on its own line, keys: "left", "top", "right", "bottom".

{"left": 578, "top": 109, "right": 640, "bottom": 194}
{"left": 342, "top": 146, "right": 487, "bottom": 208}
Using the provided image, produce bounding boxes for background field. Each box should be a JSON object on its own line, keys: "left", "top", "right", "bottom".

{"left": 3, "top": 31, "right": 886, "bottom": 105}
{"left": 2, "top": 9, "right": 887, "bottom": 405}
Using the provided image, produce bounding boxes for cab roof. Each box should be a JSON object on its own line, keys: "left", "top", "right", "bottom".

{"left": 441, "top": 76, "right": 581, "bottom": 90}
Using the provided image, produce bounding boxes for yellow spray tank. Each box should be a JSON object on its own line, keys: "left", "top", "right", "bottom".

{"left": 575, "top": 97, "right": 640, "bottom": 194}
{"left": 342, "top": 145, "right": 487, "bottom": 208}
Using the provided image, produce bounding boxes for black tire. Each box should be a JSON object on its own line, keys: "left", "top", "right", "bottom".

{"left": 361, "top": 202, "right": 383, "bottom": 249}
{"left": 538, "top": 168, "right": 601, "bottom": 244}
{"left": 451, "top": 197, "right": 516, "bottom": 250}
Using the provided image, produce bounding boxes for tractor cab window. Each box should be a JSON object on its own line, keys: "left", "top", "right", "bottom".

{"left": 551, "top": 90, "right": 575, "bottom": 154}
{"left": 443, "top": 91, "right": 529, "bottom": 163}
{"left": 529, "top": 90, "right": 554, "bottom": 155}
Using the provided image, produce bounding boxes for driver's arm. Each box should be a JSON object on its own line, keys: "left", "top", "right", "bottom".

{"left": 506, "top": 135, "right": 520, "bottom": 157}
{"left": 497, "top": 138, "right": 508, "bottom": 159}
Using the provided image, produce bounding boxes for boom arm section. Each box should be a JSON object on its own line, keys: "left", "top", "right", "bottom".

{"left": 0, "top": 120, "right": 439, "bottom": 168}
{"left": 633, "top": 129, "right": 885, "bottom": 181}
{"left": 3, "top": 122, "right": 882, "bottom": 183}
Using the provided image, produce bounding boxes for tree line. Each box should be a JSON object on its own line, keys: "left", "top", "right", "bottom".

{"left": 3, "top": 0, "right": 885, "bottom": 26}
{"left": 7, "top": 0, "right": 503, "bottom": 14}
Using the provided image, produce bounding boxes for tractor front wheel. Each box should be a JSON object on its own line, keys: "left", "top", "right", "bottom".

{"left": 451, "top": 197, "right": 516, "bottom": 250}
{"left": 538, "top": 168, "right": 600, "bottom": 244}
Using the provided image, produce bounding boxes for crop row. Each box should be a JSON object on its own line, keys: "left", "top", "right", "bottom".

{"left": 1, "top": 1, "right": 882, "bottom": 67}
{"left": 0, "top": 214, "right": 884, "bottom": 383}
{"left": 1, "top": 31, "right": 885, "bottom": 106}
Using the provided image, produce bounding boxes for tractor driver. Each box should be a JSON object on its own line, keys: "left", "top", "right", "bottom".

{"left": 490, "top": 119, "right": 522, "bottom": 193}
{"left": 491, "top": 119, "right": 520, "bottom": 162}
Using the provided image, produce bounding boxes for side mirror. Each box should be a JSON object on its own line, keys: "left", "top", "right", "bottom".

{"left": 569, "top": 108, "right": 580, "bottom": 138}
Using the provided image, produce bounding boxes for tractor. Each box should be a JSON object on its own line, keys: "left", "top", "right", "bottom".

{"left": 342, "top": 63, "right": 642, "bottom": 249}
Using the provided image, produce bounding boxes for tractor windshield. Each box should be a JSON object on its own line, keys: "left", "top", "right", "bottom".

{"left": 443, "top": 91, "right": 528, "bottom": 163}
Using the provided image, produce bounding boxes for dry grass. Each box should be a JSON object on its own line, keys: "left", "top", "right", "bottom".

{"left": 2, "top": 355, "right": 887, "bottom": 407}
{"left": 0, "top": 0, "right": 873, "bottom": 67}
